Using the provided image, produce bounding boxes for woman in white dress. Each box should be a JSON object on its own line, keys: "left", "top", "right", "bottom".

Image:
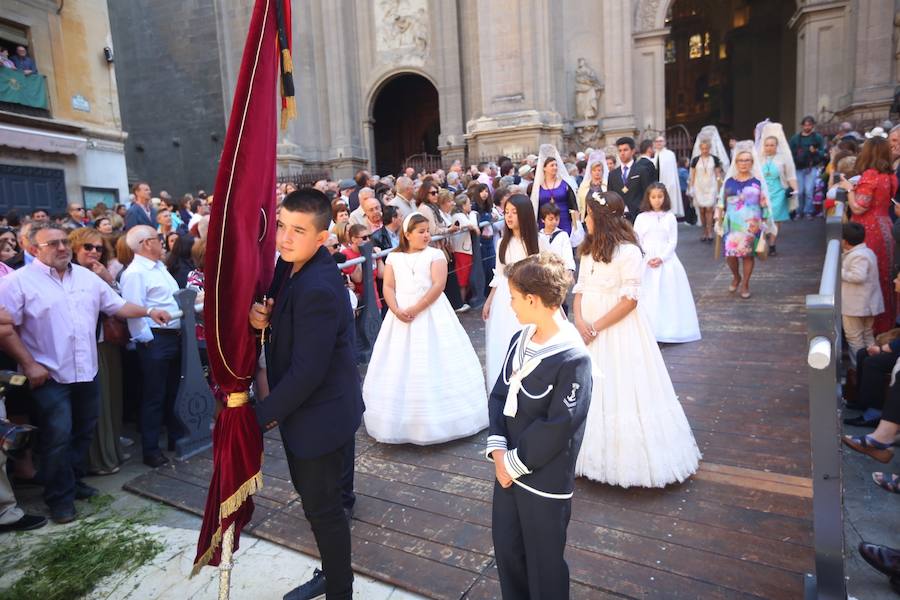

{"left": 689, "top": 125, "right": 729, "bottom": 243}
{"left": 633, "top": 183, "right": 701, "bottom": 343}
{"left": 482, "top": 194, "right": 545, "bottom": 392}
{"left": 572, "top": 191, "right": 700, "bottom": 488}
{"left": 363, "top": 213, "right": 487, "bottom": 445}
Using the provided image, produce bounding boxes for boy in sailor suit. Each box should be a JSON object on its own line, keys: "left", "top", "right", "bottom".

{"left": 485, "top": 252, "right": 593, "bottom": 599}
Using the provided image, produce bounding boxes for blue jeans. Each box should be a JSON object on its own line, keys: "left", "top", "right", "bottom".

{"left": 30, "top": 377, "right": 100, "bottom": 510}
{"left": 136, "top": 333, "right": 182, "bottom": 457}
{"left": 797, "top": 167, "right": 819, "bottom": 216}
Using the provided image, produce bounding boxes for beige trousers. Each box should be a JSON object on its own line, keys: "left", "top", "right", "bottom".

{"left": 843, "top": 315, "right": 875, "bottom": 369}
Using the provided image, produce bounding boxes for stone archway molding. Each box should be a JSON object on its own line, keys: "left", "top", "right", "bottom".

{"left": 365, "top": 67, "right": 439, "bottom": 121}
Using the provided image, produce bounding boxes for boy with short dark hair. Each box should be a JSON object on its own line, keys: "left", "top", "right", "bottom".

{"left": 486, "top": 252, "right": 593, "bottom": 599}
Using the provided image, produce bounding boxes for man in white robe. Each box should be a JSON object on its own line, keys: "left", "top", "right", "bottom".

{"left": 653, "top": 136, "right": 685, "bottom": 218}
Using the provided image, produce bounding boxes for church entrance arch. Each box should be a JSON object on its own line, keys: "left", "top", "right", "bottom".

{"left": 370, "top": 73, "right": 440, "bottom": 177}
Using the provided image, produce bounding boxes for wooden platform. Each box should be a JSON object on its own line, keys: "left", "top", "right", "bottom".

{"left": 125, "top": 219, "right": 824, "bottom": 599}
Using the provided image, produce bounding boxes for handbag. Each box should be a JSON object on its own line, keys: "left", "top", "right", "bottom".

{"left": 101, "top": 314, "right": 130, "bottom": 346}
{"left": 755, "top": 236, "right": 768, "bottom": 261}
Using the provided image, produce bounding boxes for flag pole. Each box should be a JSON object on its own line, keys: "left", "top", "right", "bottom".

{"left": 218, "top": 523, "right": 236, "bottom": 600}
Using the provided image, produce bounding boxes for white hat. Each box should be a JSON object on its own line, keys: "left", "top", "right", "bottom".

{"left": 576, "top": 152, "right": 586, "bottom": 161}
{"left": 518, "top": 164, "right": 532, "bottom": 176}
{"left": 866, "top": 127, "right": 888, "bottom": 139}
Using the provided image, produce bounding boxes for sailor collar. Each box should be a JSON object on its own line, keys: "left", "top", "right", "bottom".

{"left": 502, "top": 320, "right": 582, "bottom": 418}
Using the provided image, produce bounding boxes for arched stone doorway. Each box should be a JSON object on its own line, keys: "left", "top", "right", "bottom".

{"left": 371, "top": 73, "right": 440, "bottom": 177}
{"left": 663, "top": 0, "right": 797, "bottom": 138}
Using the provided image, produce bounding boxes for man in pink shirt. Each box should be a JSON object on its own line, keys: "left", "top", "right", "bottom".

{"left": 0, "top": 222, "right": 170, "bottom": 523}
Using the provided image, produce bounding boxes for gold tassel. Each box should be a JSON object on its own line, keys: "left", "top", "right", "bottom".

{"left": 190, "top": 460, "right": 264, "bottom": 577}
{"left": 286, "top": 96, "right": 297, "bottom": 120}
{"left": 281, "top": 107, "right": 289, "bottom": 131}
{"left": 281, "top": 48, "right": 293, "bottom": 74}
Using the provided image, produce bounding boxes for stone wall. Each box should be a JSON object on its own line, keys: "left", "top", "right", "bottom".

{"left": 108, "top": 0, "right": 227, "bottom": 195}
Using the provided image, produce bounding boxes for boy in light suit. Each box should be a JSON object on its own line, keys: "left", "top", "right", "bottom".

{"left": 842, "top": 222, "right": 884, "bottom": 368}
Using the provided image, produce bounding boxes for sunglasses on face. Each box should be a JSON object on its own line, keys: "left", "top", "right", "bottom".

{"left": 37, "top": 238, "right": 71, "bottom": 249}
{"left": 358, "top": 235, "right": 371, "bottom": 241}
{"left": 428, "top": 190, "right": 438, "bottom": 195}
{"left": 82, "top": 243, "right": 103, "bottom": 252}
{"left": 327, "top": 243, "right": 340, "bottom": 249}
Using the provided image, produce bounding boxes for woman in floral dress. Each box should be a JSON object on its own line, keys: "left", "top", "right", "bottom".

{"left": 717, "top": 146, "right": 768, "bottom": 299}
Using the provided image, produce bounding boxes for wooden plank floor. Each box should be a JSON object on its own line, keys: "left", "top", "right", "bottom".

{"left": 125, "top": 219, "right": 824, "bottom": 599}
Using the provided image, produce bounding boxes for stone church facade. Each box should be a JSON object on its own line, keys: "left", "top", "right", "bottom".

{"left": 111, "top": 0, "right": 900, "bottom": 189}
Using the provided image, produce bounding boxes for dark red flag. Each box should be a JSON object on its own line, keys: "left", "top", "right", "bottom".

{"left": 192, "top": 0, "right": 293, "bottom": 574}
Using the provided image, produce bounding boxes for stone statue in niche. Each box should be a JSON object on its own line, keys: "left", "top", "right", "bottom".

{"left": 377, "top": 0, "right": 429, "bottom": 58}
{"left": 575, "top": 58, "right": 604, "bottom": 121}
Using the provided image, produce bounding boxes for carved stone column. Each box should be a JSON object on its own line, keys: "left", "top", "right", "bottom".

{"left": 601, "top": 0, "right": 637, "bottom": 143}
{"left": 789, "top": 1, "right": 851, "bottom": 121}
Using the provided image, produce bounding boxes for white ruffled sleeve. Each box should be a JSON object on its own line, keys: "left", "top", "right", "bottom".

{"left": 618, "top": 244, "right": 643, "bottom": 300}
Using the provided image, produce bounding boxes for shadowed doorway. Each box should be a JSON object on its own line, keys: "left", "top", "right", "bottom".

{"left": 664, "top": 0, "right": 796, "bottom": 139}
{"left": 372, "top": 74, "right": 440, "bottom": 177}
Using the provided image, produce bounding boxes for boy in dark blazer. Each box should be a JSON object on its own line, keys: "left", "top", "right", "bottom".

{"left": 486, "top": 253, "right": 593, "bottom": 599}
{"left": 607, "top": 136, "right": 654, "bottom": 221}
{"left": 250, "top": 188, "right": 364, "bottom": 600}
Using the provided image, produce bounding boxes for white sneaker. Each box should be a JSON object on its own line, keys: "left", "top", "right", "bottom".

{"left": 455, "top": 304, "right": 471, "bottom": 314}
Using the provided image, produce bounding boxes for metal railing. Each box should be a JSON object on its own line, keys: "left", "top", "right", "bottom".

{"left": 339, "top": 220, "right": 495, "bottom": 362}
{"left": 804, "top": 201, "right": 846, "bottom": 600}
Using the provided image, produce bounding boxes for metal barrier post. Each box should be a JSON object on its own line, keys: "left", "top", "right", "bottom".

{"left": 804, "top": 220, "right": 846, "bottom": 598}
{"left": 173, "top": 288, "right": 215, "bottom": 460}
{"left": 355, "top": 241, "right": 382, "bottom": 363}
{"left": 468, "top": 228, "right": 486, "bottom": 310}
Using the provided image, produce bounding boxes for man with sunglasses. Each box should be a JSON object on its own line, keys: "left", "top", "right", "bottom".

{"left": 63, "top": 204, "right": 87, "bottom": 231}
{"left": 0, "top": 222, "right": 171, "bottom": 523}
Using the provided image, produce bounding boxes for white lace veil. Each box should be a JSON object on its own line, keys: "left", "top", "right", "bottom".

{"left": 576, "top": 149, "right": 608, "bottom": 215}
{"left": 692, "top": 125, "right": 730, "bottom": 174}
{"left": 530, "top": 144, "right": 579, "bottom": 220}
{"left": 754, "top": 119, "right": 797, "bottom": 184}
{"left": 720, "top": 140, "right": 777, "bottom": 236}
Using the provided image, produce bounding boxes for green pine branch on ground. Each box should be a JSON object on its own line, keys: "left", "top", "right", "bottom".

{"left": 0, "top": 496, "right": 164, "bottom": 600}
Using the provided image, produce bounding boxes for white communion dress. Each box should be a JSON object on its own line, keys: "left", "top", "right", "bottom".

{"left": 633, "top": 211, "right": 701, "bottom": 343}
{"left": 363, "top": 246, "right": 488, "bottom": 445}
{"left": 484, "top": 236, "right": 548, "bottom": 393}
{"left": 573, "top": 243, "right": 701, "bottom": 487}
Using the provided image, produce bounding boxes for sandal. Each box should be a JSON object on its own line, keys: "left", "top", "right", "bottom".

{"left": 728, "top": 277, "right": 741, "bottom": 293}
{"left": 740, "top": 290, "right": 751, "bottom": 299}
{"left": 872, "top": 472, "right": 900, "bottom": 494}
{"left": 842, "top": 434, "right": 895, "bottom": 463}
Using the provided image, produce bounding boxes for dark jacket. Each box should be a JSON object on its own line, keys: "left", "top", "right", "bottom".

{"left": 124, "top": 203, "right": 157, "bottom": 231}
{"left": 485, "top": 328, "right": 592, "bottom": 498}
{"left": 637, "top": 156, "right": 659, "bottom": 183}
{"left": 608, "top": 161, "right": 654, "bottom": 220}
{"left": 370, "top": 226, "right": 398, "bottom": 252}
{"left": 254, "top": 247, "right": 364, "bottom": 458}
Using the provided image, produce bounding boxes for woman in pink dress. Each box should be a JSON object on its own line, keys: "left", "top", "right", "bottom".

{"left": 844, "top": 135, "right": 898, "bottom": 334}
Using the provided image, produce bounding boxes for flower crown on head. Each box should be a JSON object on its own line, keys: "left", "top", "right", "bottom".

{"left": 590, "top": 191, "right": 629, "bottom": 214}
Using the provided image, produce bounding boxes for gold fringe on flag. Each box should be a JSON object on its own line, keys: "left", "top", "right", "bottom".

{"left": 190, "top": 465, "right": 264, "bottom": 577}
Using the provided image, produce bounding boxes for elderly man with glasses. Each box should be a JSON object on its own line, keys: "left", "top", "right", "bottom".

{"left": 0, "top": 222, "right": 170, "bottom": 523}
{"left": 63, "top": 204, "right": 86, "bottom": 231}
{"left": 119, "top": 225, "right": 183, "bottom": 469}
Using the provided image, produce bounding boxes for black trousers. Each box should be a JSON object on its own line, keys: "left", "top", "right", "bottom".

{"left": 492, "top": 481, "right": 571, "bottom": 600}
{"left": 136, "top": 332, "right": 181, "bottom": 458}
{"left": 341, "top": 437, "right": 356, "bottom": 510}
{"left": 286, "top": 440, "right": 354, "bottom": 599}
{"left": 856, "top": 348, "right": 900, "bottom": 411}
